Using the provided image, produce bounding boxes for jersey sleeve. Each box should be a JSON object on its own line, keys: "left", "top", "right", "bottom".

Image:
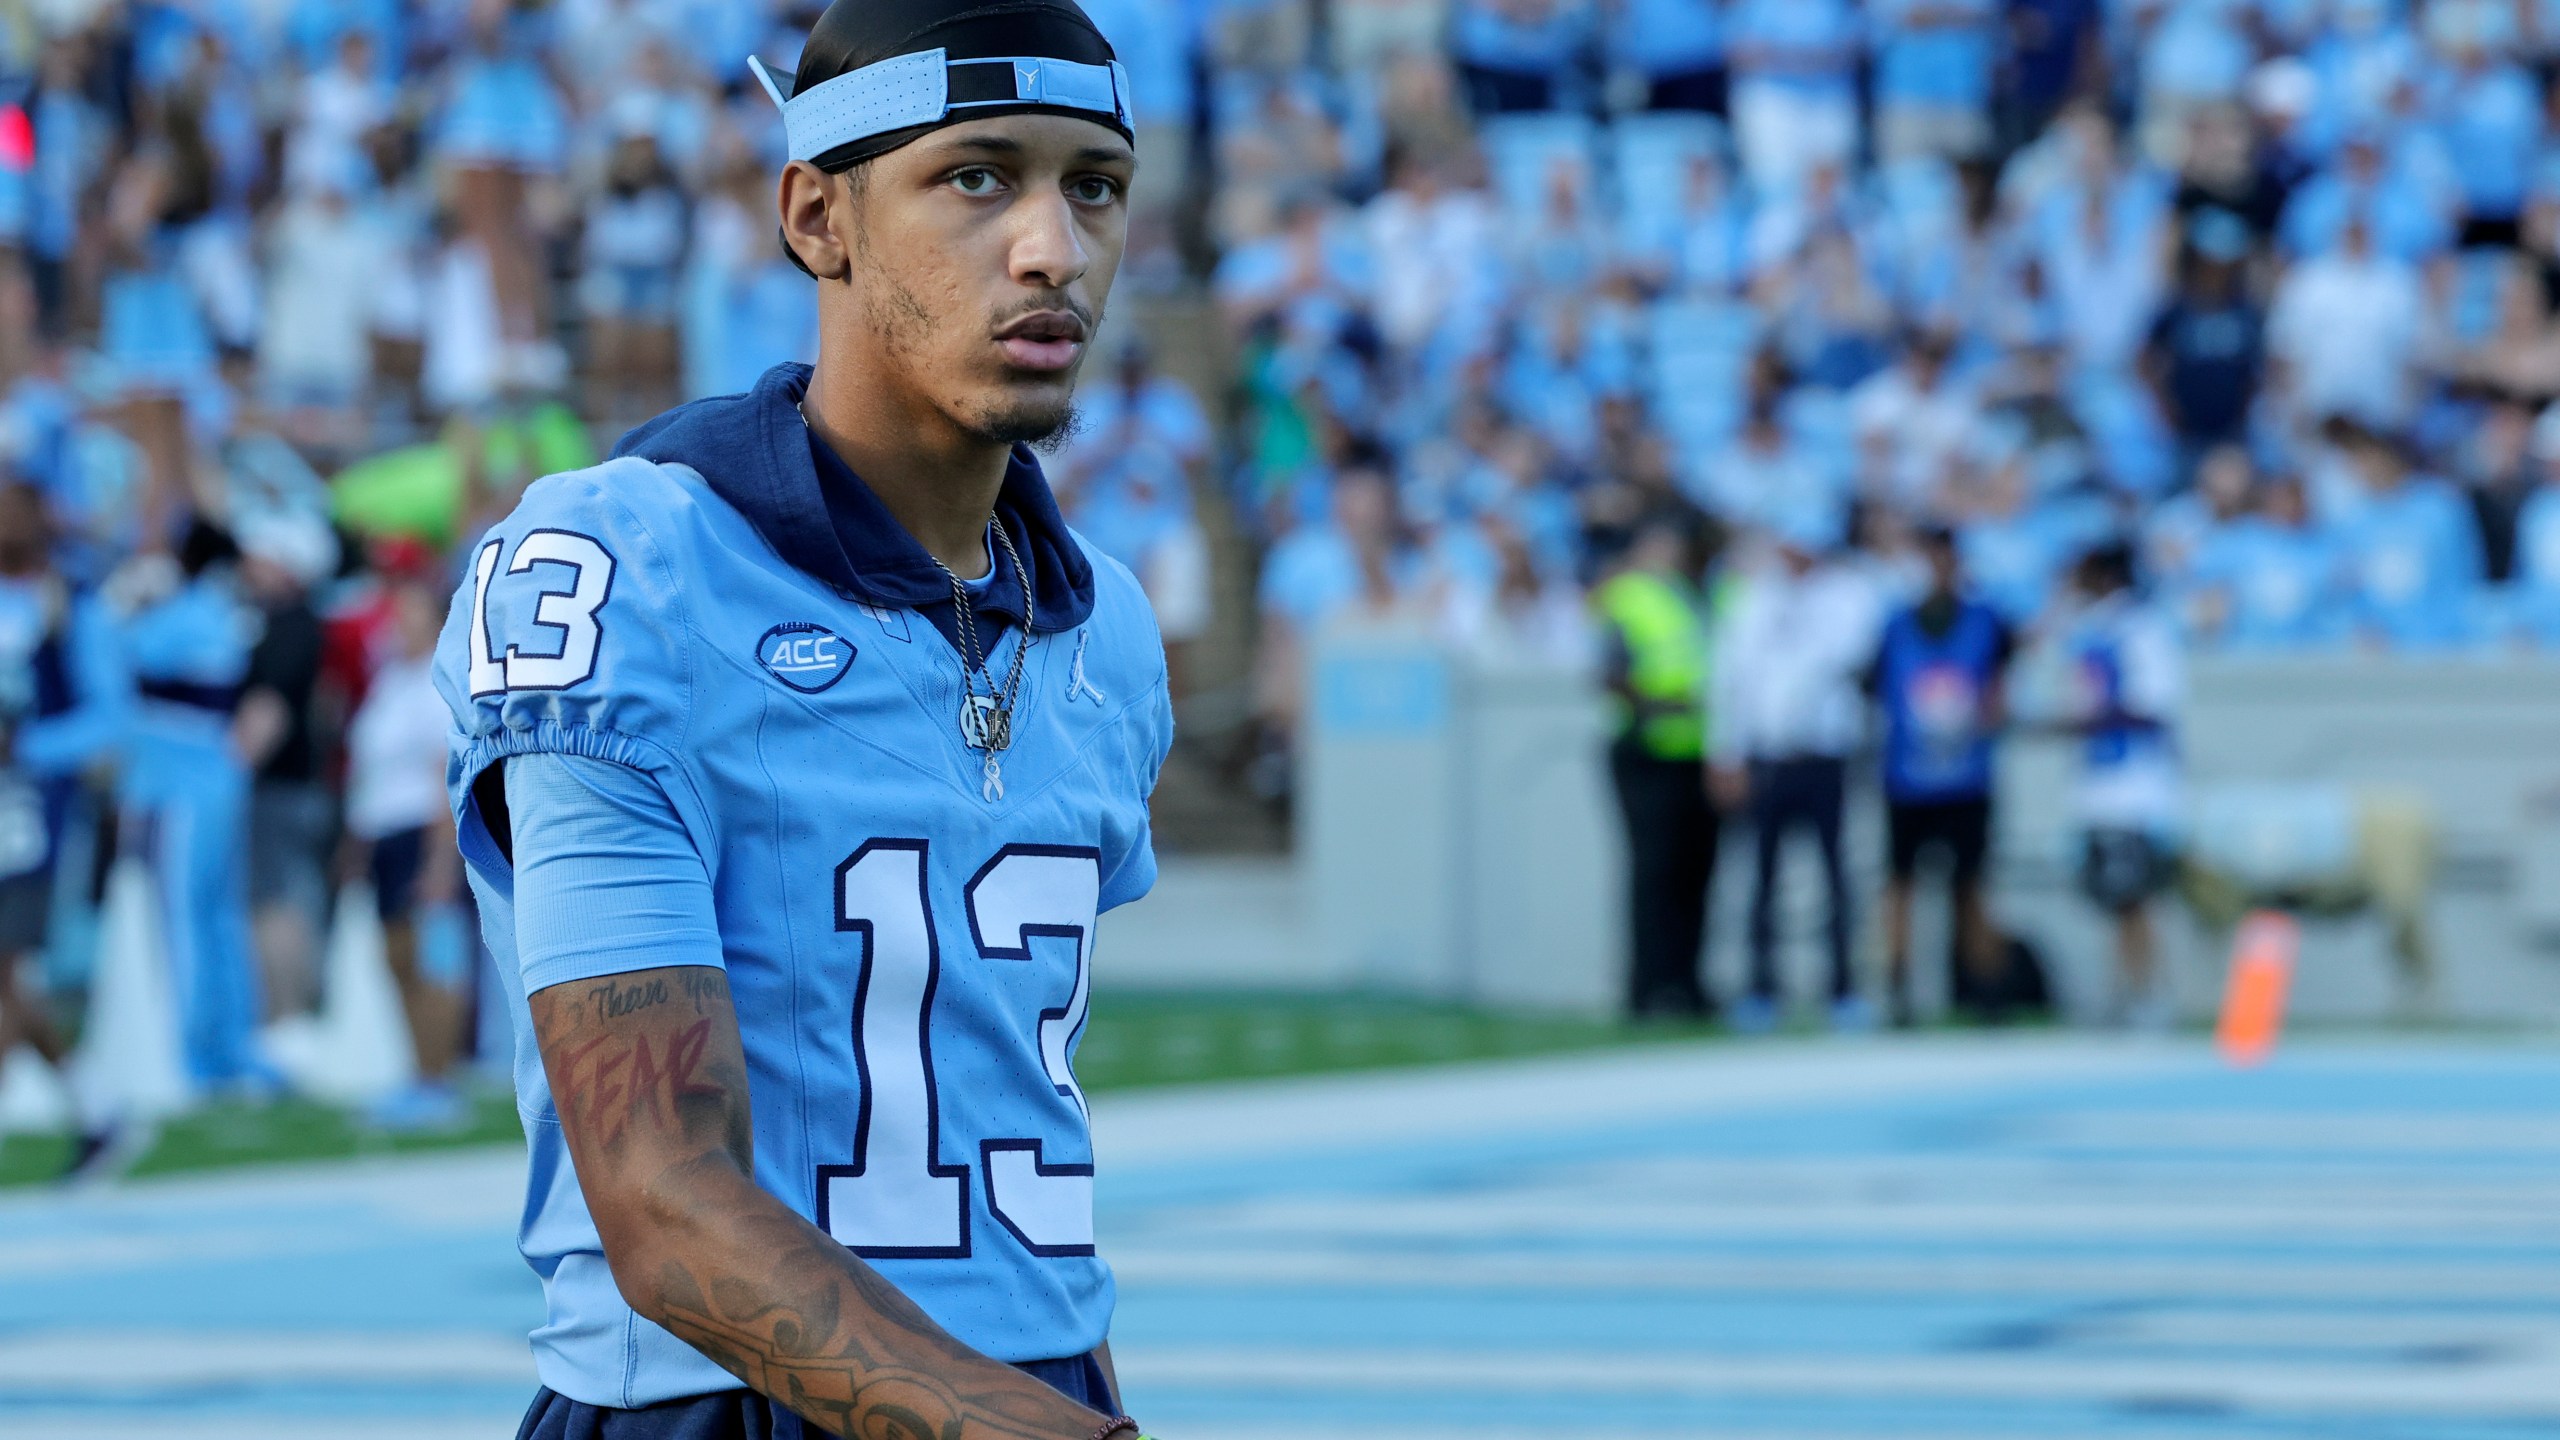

{"left": 506, "top": 751, "right": 724, "bottom": 995}
{"left": 437, "top": 460, "right": 702, "bottom": 824}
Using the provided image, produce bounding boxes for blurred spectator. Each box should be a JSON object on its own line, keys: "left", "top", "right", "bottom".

{"left": 259, "top": 157, "right": 385, "bottom": 436}
{"left": 2146, "top": 440, "right": 2257, "bottom": 589}
{"left": 2330, "top": 420, "right": 2486, "bottom": 648}
{"left": 1051, "top": 344, "right": 1215, "bottom": 687}
{"left": 1595, "top": 510, "right": 1719, "bottom": 1020}
{"left": 343, "top": 574, "right": 464, "bottom": 1132}
{"left": 2458, "top": 397, "right": 2536, "bottom": 583}
{"left": 2277, "top": 127, "right": 2450, "bottom": 264}
{"left": 1252, "top": 465, "right": 1416, "bottom": 773}
{"left": 437, "top": 0, "right": 569, "bottom": 391}
{"left": 2426, "top": 0, "right": 2540, "bottom": 249}
{"left": 1850, "top": 328, "right": 1978, "bottom": 508}
{"left": 0, "top": 482, "right": 124, "bottom": 1168}
{"left": 2172, "top": 102, "right": 2289, "bottom": 243}
{"left": 2144, "top": 211, "right": 2265, "bottom": 474}
{"left": 579, "top": 121, "right": 688, "bottom": 427}
{"left": 1870, "top": 0, "right": 2001, "bottom": 165}
{"left": 2269, "top": 211, "right": 2428, "bottom": 429}
{"left": 234, "top": 511, "right": 338, "bottom": 1022}
{"left": 1695, "top": 388, "right": 1833, "bottom": 528}
{"left": 111, "top": 521, "right": 266, "bottom": 1093}
{"left": 2033, "top": 108, "right": 2170, "bottom": 375}
{"left": 2004, "top": 0, "right": 2100, "bottom": 150}
{"left": 1451, "top": 0, "right": 1591, "bottom": 114}
{"left": 2058, "top": 540, "right": 2183, "bottom": 1031}
{"left": 1724, "top": 0, "right": 1859, "bottom": 194}
{"left": 2184, "top": 470, "right": 2349, "bottom": 649}
{"left": 2447, "top": 256, "right": 2560, "bottom": 404}
{"left": 2509, "top": 403, "right": 2560, "bottom": 636}
{"left": 1442, "top": 512, "right": 1593, "bottom": 664}
{"left": 1870, "top": 525, "right": 2011, "bottom": 1028}
{"left": 1709, "top": 512, "right": 1884, "bottom": 1033}
{"left": 1603, "top": 0, "right": 1724, "bottom": 113}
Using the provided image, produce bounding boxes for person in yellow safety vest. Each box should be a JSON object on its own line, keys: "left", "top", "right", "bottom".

{"left": 1595, "top": 509, "right": 1724, "bottom": 1020}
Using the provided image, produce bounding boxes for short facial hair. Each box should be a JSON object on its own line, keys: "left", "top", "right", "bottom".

{"left": 969, "top": 402, "right": 1083, "bottom": 454}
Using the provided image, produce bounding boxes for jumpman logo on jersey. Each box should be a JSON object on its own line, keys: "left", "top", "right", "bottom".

{"left": 1065, "top": 626, "right": 1106, "bottom": 706}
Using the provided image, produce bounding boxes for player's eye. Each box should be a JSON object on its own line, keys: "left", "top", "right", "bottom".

{"left": 1067, "top": 175, "right": 1122, "bottom": 206}
{"left": 949, "top": 166, "right": 1004, "bottom": 196}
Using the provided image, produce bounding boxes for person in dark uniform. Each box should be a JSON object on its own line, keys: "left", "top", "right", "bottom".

{"left": 1870, "top": 525, "right": 2012, "bottom": 1027}
{"left": 1596, "top": 510, "right": 1722, "bottom": 1019}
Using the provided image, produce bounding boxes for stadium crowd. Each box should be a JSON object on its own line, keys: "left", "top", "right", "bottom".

{"left": 0, "top": 0, "right": 2557, "bottom": 1144}
{"left": 1212, "top": 0, "right": 2560, "bottom": 1027}
{"left": 1238, "top": 0, "right": 2560, "bottom": 715}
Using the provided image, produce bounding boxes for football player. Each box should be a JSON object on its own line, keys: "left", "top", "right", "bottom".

{"left": 437, "top": 1, "right": 1172, "bottom": 1435}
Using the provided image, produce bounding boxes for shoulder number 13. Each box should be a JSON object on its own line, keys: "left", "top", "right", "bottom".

{"left": 820, "top": 840, "right": 1100, "bottom": 1259}
{"left": 468, "top": 530, "right": 617, "bottom": 695}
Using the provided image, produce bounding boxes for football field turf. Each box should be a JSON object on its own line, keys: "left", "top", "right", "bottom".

{"left": 0, "top": 1033, "right": 2553, "bottom": 1439}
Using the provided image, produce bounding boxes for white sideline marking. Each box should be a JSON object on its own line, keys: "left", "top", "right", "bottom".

{"left": 1103, "top": 1247, "right": 2560, "bottom": 1301}
{"left": 1118, "top": 1344, "right": 2560, "bottom": 1418}
{"left": 0, "top": 1330, "right": 534, "bottom": 1389}
{"left": 4, "top": 1421, "right": 519, "bottom": 1440}
{"left": 1091, "top": 1035, "right": 2198, "bottom": 1168}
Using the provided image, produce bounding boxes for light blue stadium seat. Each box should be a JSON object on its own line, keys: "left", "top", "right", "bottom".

{"left": 1643, "top": 297, "right": 1759, "bottom": 450}
{"left": 1606, "top": 112, "right": 1726, "bottom": 237}
{"left": 1783, "top": 389, "right": 1857, "bottom": 493}
{"left": 1481, "top": 112, "right": 1603, "bottom": 220}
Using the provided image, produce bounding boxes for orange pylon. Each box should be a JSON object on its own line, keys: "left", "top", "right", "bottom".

{"left": 2216, "top": 910, "right": 2299, "bottom": 1067}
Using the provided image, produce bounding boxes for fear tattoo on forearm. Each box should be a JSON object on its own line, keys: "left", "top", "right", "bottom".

{"left": 530, "top": 968, "right": 1098, "bottom": 1440}
{"left": 548, "top": 972, "right": 732, "bottom": 1152}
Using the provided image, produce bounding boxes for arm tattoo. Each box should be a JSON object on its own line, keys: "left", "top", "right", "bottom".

{"left": 531, "top": 967, "right": 1099, "bottom": 1440}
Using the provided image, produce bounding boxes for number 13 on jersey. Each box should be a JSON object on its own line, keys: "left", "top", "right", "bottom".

{"left": 468, "top": 530, "right": 617, "bottom": 695}
{"left": 822, "top": 840, "right": 1101, "bottom": 1260}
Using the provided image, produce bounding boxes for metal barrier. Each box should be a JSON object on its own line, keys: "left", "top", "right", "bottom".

{"left": 1301, "top": 632, "right": 2560, "bottom": 1024}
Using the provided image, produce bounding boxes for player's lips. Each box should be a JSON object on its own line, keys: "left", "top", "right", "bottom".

{"left": 994, "top": 310, "right": 1088, "bottom": 372}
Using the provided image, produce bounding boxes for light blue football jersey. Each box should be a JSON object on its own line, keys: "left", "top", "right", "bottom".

{"left": 436, "top": 366, "right": 1172, "bottom": 1408}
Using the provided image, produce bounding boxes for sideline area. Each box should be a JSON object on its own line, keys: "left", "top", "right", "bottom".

{"left": 2, "top": 1034, "right": 2555, "bottom": 1438}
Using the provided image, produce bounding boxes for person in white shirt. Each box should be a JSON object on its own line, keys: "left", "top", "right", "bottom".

{"left": 2267, "top": 211, "right": 2428, "bottom": 429}
{"left": 1849, "top": 327, "right": 1981, "bottom": 508}
{"left": 1361, "top": 151, "right": 1502, "bottom": 354}
{"left": 257, "top": 156, "right": 385, "bottom": 415}
{"left": 286, "top": 30, "right": 391, "bottom": 208}
{"left": 1709, "top": 507, "right": 1886, "bottom": 1032}
{"left": 343, "top": 574, "right": 466, "bottom": 1130}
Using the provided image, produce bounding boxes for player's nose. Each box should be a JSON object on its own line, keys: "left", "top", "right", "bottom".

{"left": 1005, "top": 187, "right": 1090, "bottom": 292}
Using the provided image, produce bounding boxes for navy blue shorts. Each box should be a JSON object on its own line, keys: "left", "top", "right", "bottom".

{"left": 516, "top": 1352, "right": 1117, "bottom": 1439}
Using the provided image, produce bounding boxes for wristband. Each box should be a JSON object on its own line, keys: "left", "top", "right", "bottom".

{"left": 1089, "top": 1419, "right": 1143, "bottom": 1440}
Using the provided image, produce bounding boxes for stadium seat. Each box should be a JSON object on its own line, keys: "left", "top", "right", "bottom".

{"left": 1480, "top": 112, "right": 1603, "bottom": 221}
{"left": 1605, "top": 112, "right": 1726, "bottom": 236}
{"left": 1643, "top": 297, "right": 1759, "bottom": 450}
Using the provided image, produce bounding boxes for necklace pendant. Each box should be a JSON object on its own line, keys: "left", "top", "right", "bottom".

{"left": 961, "top": 695, "right": 1012, "bottom": 752}
{"left": 982, "top": 751, "right": 1006, "bottom": 802}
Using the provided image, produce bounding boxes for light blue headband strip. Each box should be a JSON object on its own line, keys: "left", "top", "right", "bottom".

{"left": 747, "top": 48, "right": 1133, "bottom": 163}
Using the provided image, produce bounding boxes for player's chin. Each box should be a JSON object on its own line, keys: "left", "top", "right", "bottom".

{"left": 961, "top": 382, "right": 1083, "bottom": 452}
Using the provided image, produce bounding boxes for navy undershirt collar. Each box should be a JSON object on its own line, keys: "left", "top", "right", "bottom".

{"left": 804, "top": 427, "right": 1041, "bottom": 650}
{"left": 615, "top": 362, "right": 1095, "bottom": 656}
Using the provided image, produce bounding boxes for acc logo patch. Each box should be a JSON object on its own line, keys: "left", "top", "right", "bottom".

{"left": 757, "top": 622, "right": 856, "bottom": 693}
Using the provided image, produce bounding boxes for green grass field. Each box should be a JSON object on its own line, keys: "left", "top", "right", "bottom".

{"left": 0, "top": 992, "right": 1697, "bottom": 1188}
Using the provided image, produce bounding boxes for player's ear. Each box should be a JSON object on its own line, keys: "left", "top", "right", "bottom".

{"left": 778, "top": 160, "right": 853, "bottom": 282}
